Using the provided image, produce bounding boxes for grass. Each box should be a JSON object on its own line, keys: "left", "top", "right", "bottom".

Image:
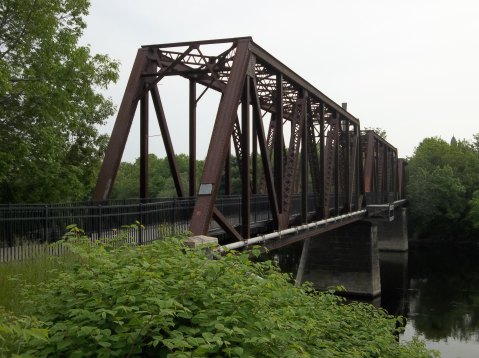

{"left": 0, "top": 225, "right": 142, "bottom": 314}
{"left": 0, "top": 250, "right": 75, "bottom": 314}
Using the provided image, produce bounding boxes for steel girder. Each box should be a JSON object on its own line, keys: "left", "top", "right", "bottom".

{"left": 361, "top": 130, "right": 400, "bottom": 204}
{"left": 93, "top": 37, "right": 404, "bottom": 242}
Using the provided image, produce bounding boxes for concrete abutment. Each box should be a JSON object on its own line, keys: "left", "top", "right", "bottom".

{"left": 377, "top": 208, "right": 409, "bottom": 252}
{"left": 299, "top": 221, "right": 381, "bottom": 297}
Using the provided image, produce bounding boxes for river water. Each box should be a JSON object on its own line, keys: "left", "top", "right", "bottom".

{"left": 274, "top": 243, "right": 479, "bottom": 358}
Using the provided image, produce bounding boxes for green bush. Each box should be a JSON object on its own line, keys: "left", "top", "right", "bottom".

{"left": 0, "top": 237, "right": 436, "bottom": 357}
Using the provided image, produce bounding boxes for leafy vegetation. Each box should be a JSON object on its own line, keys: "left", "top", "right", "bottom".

{"left": 0, "top": 0, "right": 119, "bottom": 203}
{"left": 407, "top": 136, "right": 479, "bottom": 240}
{"left": 111, "top": 154, "right": 245, "bottom": 199}
{"left": 0, "top": 236, "right": 436, "bottom": 357}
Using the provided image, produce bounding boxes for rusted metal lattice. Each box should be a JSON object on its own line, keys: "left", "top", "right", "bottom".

{"left": 93, "top": 37, "right": 404, "bottom": 244}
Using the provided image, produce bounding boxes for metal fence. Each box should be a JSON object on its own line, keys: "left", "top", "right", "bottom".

{"left": 0, "top": 196, "right": 277, "bottom": 262}
{"left": 1, "top": 194, "right": 329, "bottom": 262}
{"left": 0, "top": 198, "right": 194, "bottom": 262}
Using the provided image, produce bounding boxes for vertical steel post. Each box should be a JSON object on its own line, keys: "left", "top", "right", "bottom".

{"left": 393, "top": 153, "right": 398, "bottom": 200}
{"left": 138, "top": 203, "right": 143, "bottom": 245}
{"left": 356, "top": 125, "right": 362, "bottom": 209}
{"left": 301, "top": 92, "right": 308, "bottom": 223}
{"left": 97, "top": 205, "right": 102, "bottom": 240}
{"left": 43, "top": 205, "right": 48, "bottom": 242}
{"left": 334, "top": 114, "right": 340, "bottom": 215}
{"left": 345, "top": 119, "right": 351, "bottom": 212}
{"left": 383, "top": 145, "right": 389, "bottom": 202}
{"left": 241, "top": 76, "right": 251, "bottom": 238}
{"left": 364, "top": 131, "right": 375, "bottom": 194}
{"left": 319, "top": 103, "right": 325, "bottom": 218}
{"left": 274, "top": 74, "right": 284, "bottom": 216}
{"left": 189, "top": 79, "right": 196, "bottom": 197}
{"left": 140, "top": 90, "right": 149, "bottom": 200}
{"left": 252, "top": 106, "right": 258, "bottom": 195}
{"left": 375, "top": 139, "right": 379, "bottom": 197}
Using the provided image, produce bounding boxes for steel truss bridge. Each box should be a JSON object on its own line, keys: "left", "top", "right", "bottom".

{"left": 93, "top": 36, "right": 406, "bottom": 250}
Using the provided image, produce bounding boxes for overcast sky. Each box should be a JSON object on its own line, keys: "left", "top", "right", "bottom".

{"left": 81, "top": 0, "right": 479, "bottom": 162}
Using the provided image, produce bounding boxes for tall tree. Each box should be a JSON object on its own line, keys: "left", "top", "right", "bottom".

{"left": 407, "top": 136, "right": 479, "bottom": 240}
{"left": 0, "top": 0, "right": 119, "bottom": 202}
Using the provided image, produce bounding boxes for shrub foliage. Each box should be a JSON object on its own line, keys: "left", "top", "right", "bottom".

{"left": 0, "top": 237, "right": 436, "bottom": 357}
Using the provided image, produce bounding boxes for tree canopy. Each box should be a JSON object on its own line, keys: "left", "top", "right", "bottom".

{"left": 0, "top": 0, "right": 119, "bottom": 203}
{"left": 407, "top": 136, "right": 479, "bottom": 240}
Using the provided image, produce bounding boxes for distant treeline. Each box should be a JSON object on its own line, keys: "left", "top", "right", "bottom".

{"left": 111, "top": 154, "right": 242, "bottom": 199}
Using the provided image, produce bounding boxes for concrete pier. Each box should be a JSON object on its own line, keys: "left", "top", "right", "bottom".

{"left": 300, "top": 221, "right": 381, "bottom": 297}
{"left": 377, "top": 208, "right": 408, "bottom": 252}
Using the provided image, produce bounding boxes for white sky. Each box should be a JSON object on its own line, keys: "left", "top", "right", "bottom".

{"left": 81, "top": 0, "right": 479, "bottom": 162}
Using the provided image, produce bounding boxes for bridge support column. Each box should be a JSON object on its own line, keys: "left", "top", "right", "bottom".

{"left": 301, "top": 221, "right": 381, "bottom": 297}
{"left": 377, "top": 208, "right": 408, "bottom": 252}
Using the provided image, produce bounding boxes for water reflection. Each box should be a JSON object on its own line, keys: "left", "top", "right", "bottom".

{"left": 273, "top": 241, "right": 479, "bottom": 357}
{"left": 379, "top": 251, "right": 408, "bottom": 316}
{"left": 403, "top": 247, "right": 479, "bottom": 344}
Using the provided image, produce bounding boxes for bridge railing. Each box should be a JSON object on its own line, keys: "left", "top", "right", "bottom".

{"left": 1, "top": 193, "right": 348, "bottom": 262}
{"left": 0, "top": 196, "right": 262, "bottom": 257}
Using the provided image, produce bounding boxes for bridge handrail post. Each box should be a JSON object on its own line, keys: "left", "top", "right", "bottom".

{"left": 43, "top": 205, "right": 49, "bottom": 243}
{"left": 97, "top": 205, "right": 102, "bottom": 240}
{"left": 138, "top": 203, "right": 143, "bottom": 245}
{"left": 173, "top": 198, "right": 177, "bottom": 235}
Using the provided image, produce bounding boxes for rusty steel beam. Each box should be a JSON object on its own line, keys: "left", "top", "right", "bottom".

{"left": 363, "top": 131, "right": 375, "bottom": 193}
{"left": 93, "top": 49, "right": 150, "bottom": 201}
{"left": 140, "top": 90, "right": 149, "bottom": 200}
{"left": 274, "top": 73, "right": 284, "bottom": 219}
{"left": 150, "top": 86, "right": 185, "bottom": 197}
{"left": 142, "top": 36, "right": 253, "bottom": 49}
{"left": 334, "top": 114, "right": 340, "bottom": 216}
{"left": 319, "top": 104, "right": 325, "bottom": 218}
{"left": 251, "top": 78, "right": 280, "bottom": 227}
{"left": 189, "top": 79, "right": 196, "bottom": 197}
{"left": 301, "top": 93, "right": 308, "bottom": 222}
{"left": 306, "top": 97, "right": 322, "bottom": 215}
{"left": 189, "top": 39, "right": 251, "bottom": 235}
{"left": 282, "top": 96, "right": 306, "bottom": 224}
{"left": 344, "top": 120, "right": 351, "bottom": 212}
{"left": 224, "top": 146, "right": 231, "bottom": 195}
{"left": 212, "top": 208, "right": 243, "bottom": 242}
{"left": 241, "top": 76, "right": 251, "bottom": 239}
{"left": 349, "top": 127, "right": 358, "bottom": 209}
{"left": 361, "top": 130, "right": 398, "bottom": 205}
{"left": 252, "top": 105, "right": 258, "bottom": 195}
{"left": 249, "top": 42, "right": 359, "bottom": 126}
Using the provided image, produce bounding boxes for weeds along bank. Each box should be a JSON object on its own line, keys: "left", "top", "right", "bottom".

{"left": 0, "top": 236, "right": 436, "bottom": 357}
